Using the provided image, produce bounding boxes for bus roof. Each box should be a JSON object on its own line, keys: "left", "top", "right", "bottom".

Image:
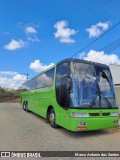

{"left": 57, "top": 58, "right": 108, "bottom": 68}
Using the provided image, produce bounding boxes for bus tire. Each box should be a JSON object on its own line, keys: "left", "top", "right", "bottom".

{"left": 23, "top": 101, "right": 26, "bottom": 111}
{"left": 26, "top": 102, "right": 29, "bottom": 112}
{"left": 49, "top": 108, "right": 58, "bottom": 128}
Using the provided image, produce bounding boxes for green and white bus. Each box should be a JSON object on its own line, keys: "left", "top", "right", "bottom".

{"left": 21, "top": 58, "right": 119, "bottom": 131}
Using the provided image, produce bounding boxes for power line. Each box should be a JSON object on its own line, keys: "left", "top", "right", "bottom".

{"left": 88, "top": 0, "right": 118, "bottom": 28}
{"left": 90, "top": 45, "right": 120, "bottom": 62}
{"left": 86, "top": 38, "right": 120, "bottom": 61}
{"left": 70, "top": 20, "right": 120, "bottom": 58}
{"left": 100, "top": 38, "right": 120, "bottom": 51}
{"left": 22, "top": 74, "right": 29, "bottom": 81}
{"left": 85, "top": 38, "right": 120, "bottom": 62}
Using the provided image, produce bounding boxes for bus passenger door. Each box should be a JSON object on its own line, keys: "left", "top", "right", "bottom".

{"left": 59, "top": 77, "right": 70, "bottom": 129}
{"left": 56, "top": 62, "right": 71, "bottom": 129}
{"left": 56, "top": 76, "right": 71, "bottom": 129}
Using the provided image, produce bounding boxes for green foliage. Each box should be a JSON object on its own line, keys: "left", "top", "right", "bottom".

{"left": 0, "top": 86, "right": 21, "bottom": 102}
{"left": 0, "top": 86, "right": 21, "bottom": 96}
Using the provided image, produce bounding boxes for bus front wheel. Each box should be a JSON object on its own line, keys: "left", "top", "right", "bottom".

{"left": 49, "top": 108, "right": 58, "bottom": 128}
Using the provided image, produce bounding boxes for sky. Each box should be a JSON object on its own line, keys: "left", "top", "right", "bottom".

{"left": 0, "top": 0, "right": 120, "bottom": 89}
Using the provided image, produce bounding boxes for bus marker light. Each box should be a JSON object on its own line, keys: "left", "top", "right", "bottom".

{"left": 111, "top": 112, "right": 118, "bottom": 117}
{"left": 71, "top": 112, "right": 89, "bottom": 118}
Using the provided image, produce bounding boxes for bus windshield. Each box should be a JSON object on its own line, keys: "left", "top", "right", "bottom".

{"left": 70, "top": 62, "right": 116, "bottom": 109}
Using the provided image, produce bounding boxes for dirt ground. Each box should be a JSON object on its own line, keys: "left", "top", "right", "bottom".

{"left": 0, "top": 103, "right": 119, "bottom": 160}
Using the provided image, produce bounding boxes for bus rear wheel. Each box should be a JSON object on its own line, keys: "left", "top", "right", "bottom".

{"left": 49, "top": 108, "right": 58, "bottom": 128}
{"left": 26, "top": 102, "right": 29, "bottom": 112}
{"left": 23, "top": 102, "right": 26, "bottom": 111}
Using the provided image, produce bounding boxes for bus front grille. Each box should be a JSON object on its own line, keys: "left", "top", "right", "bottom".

{"left": 89, "top": 113, "right": 99, "bottom": 116}
{"left": 89, "top": 113, "right": 111, "bottom": 117}
{"left": 102, "top": 113, "right": 110, "bottom": 116}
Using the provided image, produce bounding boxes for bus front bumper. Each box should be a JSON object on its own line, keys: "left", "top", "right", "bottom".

{"left": 69, "top": 117, "right": 119, "bottom": 131}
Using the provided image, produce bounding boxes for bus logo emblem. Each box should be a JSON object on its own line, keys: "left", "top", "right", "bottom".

{"left": 99, "top": 112, "right": 102, "bottom": 116}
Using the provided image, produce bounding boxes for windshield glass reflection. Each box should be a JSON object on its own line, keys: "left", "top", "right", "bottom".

{"left": 70, "top": 62, "right": 116, "bottom": 108}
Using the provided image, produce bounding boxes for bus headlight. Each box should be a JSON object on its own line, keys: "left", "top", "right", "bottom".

{"left": 110, "top": 112, "right": 119, "bottom": 117}
{"left": 71, "top": 112, "right": 89, "bottom": 118}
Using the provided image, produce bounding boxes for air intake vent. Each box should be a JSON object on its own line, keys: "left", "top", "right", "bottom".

{"left": 89, "top": 113, "right": 111, "bottom": 116}
{"left": 89, "top": 113, "right": 99, "bottom": 116}
{"left": 102, "top": 113, "right": 110, "bottom": 116}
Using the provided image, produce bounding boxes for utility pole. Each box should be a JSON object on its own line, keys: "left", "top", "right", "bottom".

{"left": 22, "top": 74, "right": 29, "bottom": 81}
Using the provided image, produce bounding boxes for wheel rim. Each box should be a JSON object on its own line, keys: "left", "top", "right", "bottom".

{"left": 49, "top": 113, "right": 55, "bottom": 124}
{"left": 23, "top": 103, "right": 26, "bottom": 110}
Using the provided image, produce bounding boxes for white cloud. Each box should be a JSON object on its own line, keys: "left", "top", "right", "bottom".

{"left": 0, "top": 72, "right": 27, "bottom": 89}
{"left": 25, "top": 26, "right": 40, "bottom": 42}
{"left": 0, "top": 77, "right": 24, "bottom": 89}
{"left": 54, "top": 20, "right": 77, "bottom": 43}
{"left": 86, "top": 21, "right": 110, "bottom": 38}
{"left": 81, "top": 50, "right": 120, "bottom": 65}
{"left": 0, "top": 71, "right": 17, "bottom": 75}
{"left": 13, "top": 74, "right": 27, "bottom": 81}
{"left": 29, "top": 60, "right": 54, "bottom": 72}
{"left": 0, "top": 77, "right": 15, "bottom": 88}
{"left": 4, "top": 39, "right": 25, "bottom": 50}
{"left": 25, "top": 26, "right": 37, "bottom": 34}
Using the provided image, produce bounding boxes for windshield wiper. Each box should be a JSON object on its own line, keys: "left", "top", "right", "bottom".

{"left": 89, "top": 88, "right": 113, "bottom": 109}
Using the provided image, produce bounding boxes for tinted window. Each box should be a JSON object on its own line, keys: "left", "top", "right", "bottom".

{"left": 23, "top": 68, "right": 54, "bottom": 90}
{"left": 23, "top": 78, "right": 37, "bottom": 90}
{"left": 22, "top": 82, "right": 29, "bottom": 90}
{"left": 31, "top": 78, "right": 37, "bottom": 89}
{"left": 37, "top": 74, "right": 45, "bottom": 88}
{"left": 56, "top": 62, "right": 68, "bottom": 78}
{"left": 37, "top": 69, "right": 54, "bottom": 88}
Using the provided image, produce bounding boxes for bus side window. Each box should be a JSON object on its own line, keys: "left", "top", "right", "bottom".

{"left": 56, "top": 62, "right": 68, "bottom": 78}
{"left": 37, "top": 68, "right": 54, "bottom": 88}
